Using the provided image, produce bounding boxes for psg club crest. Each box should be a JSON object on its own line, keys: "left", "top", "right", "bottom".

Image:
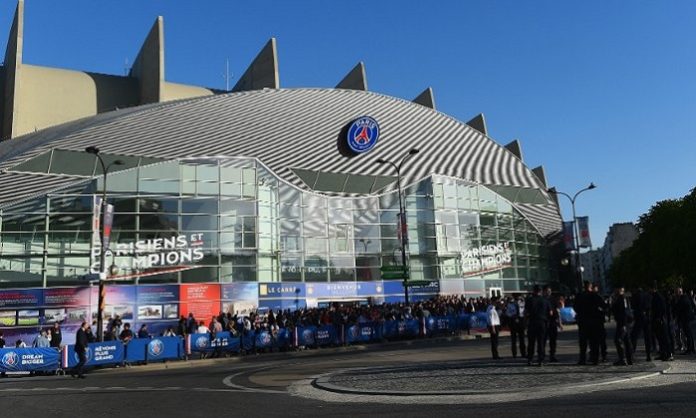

{"left": 195, "top": 336, "right": 209, "bottom": 349}
{"left": 1, "top": 351, "right": 19, "bottom": 369}
{"left": 74, "top": 347, "right": 92, "bottom": 363}
{"left": 148, "top": 339, "right": 164, "bottom": 357}
{"left": 346, "top": 116, "right": 380, "bottom": 154}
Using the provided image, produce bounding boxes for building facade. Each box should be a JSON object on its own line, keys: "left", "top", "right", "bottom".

{"left": 0, "top": 2, "right": 564, "bottom": 342}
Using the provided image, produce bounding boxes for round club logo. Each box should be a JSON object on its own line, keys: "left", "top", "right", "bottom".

{"left": 346, "top": 116, "right": 380, "bottom": 154}
{"left": 302, "top": 329, "right": 315, "bottom": 345}
{"left": 1, "top": 351, "right": 19, "bottom": 369}
{"left": 148, "top": 339, "right": 164, "bottom": 357}
{"left": 195, "top": 336, "right": 209, "bottom": 349}
{"left": 260, "top": 333, "right": 272, "bottom": 346}
{"left": 350, "top": 326, "right": 359, "bottom": 339}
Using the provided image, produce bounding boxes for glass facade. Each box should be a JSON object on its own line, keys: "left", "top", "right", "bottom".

{"left": 0, "top": 157, "right": 551, "bottom": 293}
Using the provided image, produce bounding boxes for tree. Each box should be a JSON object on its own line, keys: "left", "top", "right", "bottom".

{"left": 609, "top": 187, "right": 696, "bottom": 289}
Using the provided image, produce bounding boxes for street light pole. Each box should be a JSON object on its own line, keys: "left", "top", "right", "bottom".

{"left": 86, "top": 146, "right": 123, "bottom": 342}
{"left": 377, "top": 148, "right": 419, "bottom": 305}
{"left": 548, "top": 183, "right": 596, "bottom": 291}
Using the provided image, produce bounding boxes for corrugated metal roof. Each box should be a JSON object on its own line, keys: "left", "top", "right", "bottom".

{"left": 0, "top": 88, "right": 561, "bottom": 236}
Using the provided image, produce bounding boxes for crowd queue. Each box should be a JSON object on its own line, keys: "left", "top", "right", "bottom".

{"left": 2, "top": 283, "right": 695, "bottom": 379}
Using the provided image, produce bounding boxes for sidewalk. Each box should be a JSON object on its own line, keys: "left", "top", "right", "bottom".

{"left": 94, "top": 324, "right": 579, "bottom": 375}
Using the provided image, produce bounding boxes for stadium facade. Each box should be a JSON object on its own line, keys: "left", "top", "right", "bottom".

{"left": 0, "top": 2, "right": 563, "bottom": 338}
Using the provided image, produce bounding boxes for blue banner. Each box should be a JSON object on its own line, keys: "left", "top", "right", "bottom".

{"left": 426, "top": 315, "right": 457, "bottom": 335}
{"left": 560, "top": 307, "right": 576, "bottom": 324}
{"left": 345, "top": 323, "right": 376, "bottom": 344}
{"left": 65, "top": 341, "right": 124, "bottom": 368}
{"left": 145, "top": 337, "right": 182, "bottom": 362}
{"left": 189, "top": 332, "right": 240, "bottom": 353}
{"left": 316, "top": 325, "right": 339, "bottom": 346}
{"left": 297, "top": 326, "right": 317, "bottom": 347}
{"left": 241, "top": 331, "right": 255, "bottom": 351}
{"left": 383, "top": 319, "right": 420, "bottom": 339}
{"left": 124, "top": 338, "right": 149, "bottom": 363}
{"left": 255, "top": 331, "right": 273, "bottom": 349}
{"left": 259, "top": 283, "right": 306, "bottom": 298}
{"left": 276, "top": 328, "right": 293, "bottom": 348}
{"left": 1, "top": 347, "right": 60, "bottom": 372}
{"left": 471, "top": 312, "right": 489, "bottom": 329}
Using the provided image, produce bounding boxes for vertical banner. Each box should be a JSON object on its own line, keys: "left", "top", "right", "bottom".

{"left": 90, "top": 196, "right": 102, "bottom": 273}
{"left": 577, "top": 216, "right": 592, "bottom": 248}
{"left": 102, "top": 203, "right": 114, "bottom": 251}
{"left": 180, "top": 284, "right": 221, "bottom": 322}
{"left": 562, "top": 221, "right": 575, "bottom": 251}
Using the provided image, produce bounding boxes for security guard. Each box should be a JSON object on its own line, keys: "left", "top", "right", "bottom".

{"left": 544, "top": 285, "right": 561, "bottom": 362}
{"left": 650, "top": 285, "right": 673, "bottom": 362}
{"left": 611, "top": 287, "right": 634, "bottom": 365}
{"left": 526, "top": 285, "right": 551, "bottom": 366}
{"left": 630, "top": 288, "right": 652, "bottom": 361}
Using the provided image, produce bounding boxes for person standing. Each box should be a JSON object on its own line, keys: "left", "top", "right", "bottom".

{"left": 72, "top": 322, "right": 89, "bottom": 379}
{"left": 574, "top": 281, "right": 592, "bottom": 365}
{"left": 631, "top": 288, "right": 652, "bottom": 361}
{"left": 505, "top": 296, "right": 526, "bottom": 359}
{"left": 487, "top": 297, "right": 501, "bottom": 360}
{"left": 675, "top": 288, "right": 695, "bottom": 354}
{"left": 526, "top": 285, "right": 551, "bottom": 366}
{"left": 650, "top": 286, "right": 673, "bottom": 362}
{"left": 593, "top": 283, "right": 608, "bottom": 362}
{"left": 543, "top": 285, "right": 561, "bottom": 362}
{"left": 49, "top": 323, "right": 62, "bottom": 349}
{"left": 611, "top": 287, "right": 634, "bottom": 366}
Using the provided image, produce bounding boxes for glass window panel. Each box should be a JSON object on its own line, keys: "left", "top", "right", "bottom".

{"left": 182, "top": 199, "right": 217, "bottom": 214}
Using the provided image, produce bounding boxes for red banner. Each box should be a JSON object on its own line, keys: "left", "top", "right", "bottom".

{"left": 179, "top": 283, "right": 221, "bottom": 322}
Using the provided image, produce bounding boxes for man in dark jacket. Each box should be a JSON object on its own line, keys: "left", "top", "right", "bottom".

{"left": 544, "top": 285, "right": 561, "bottom": 362}
{"left": 611, "top": 287, "right": 634, "bottom": 365}
{"left": 651, "top": 286, "right": 673, "bottom": 361}
{"left": 675, "top": 288, "right": 695, "bottom": 354}
{"left": 72, "top": 322, "right": 89, "bottom": 379}
{"left": 526, "top": 285, "right": 551, "bottom": 366}
{"left": 630, "top": 288, "right": 652, "bottom": 361}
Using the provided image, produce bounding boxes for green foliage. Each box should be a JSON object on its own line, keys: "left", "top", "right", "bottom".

{"left": 609, "top": 187, "right": 696, "bottom": 289}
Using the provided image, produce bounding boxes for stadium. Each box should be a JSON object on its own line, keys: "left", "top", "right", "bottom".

{"left": 0, "top": 1, "right": 563, "bottom": 335}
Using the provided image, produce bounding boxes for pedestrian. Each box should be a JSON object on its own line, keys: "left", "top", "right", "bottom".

{"left": 574, "top": 281, "right": 591, "bottom": 364}
{"left": 675, "top": 288, "right": 695, "bottom": 354}
{"left": 137, "top": 324, "right": 150, "bottom": 339}
{"left": 49, "top": 322, "right": 62, "bottom": 348}
{"left": 72, "top": 322, "right": 89, "bottom": 379}
{"left": 650, "top": 285, "right": 673, "bottom": 362}
{"left": 32, "top": 329, "right": 50, "bottom": 348}
{"left": 505, "top": 296, "right": 526, "bottom": 359}
{"left": 119, "top": 323, "right": 134, "bottom": 343}
{"left": 543, "top": 285, "right": 561, "bottom": 362}
{"left": 593, "top": 283, "right": 608, "bottom": 362}
{"left": 611, "top": 287, "right": 634, "bottom": 366}
{"left": 630, "top": 288, "right": 652, "bottom": 361}
{"left": 486, "top": 296, "right": 501, "bottom": 360}
{"left": 526, "top": 285, "right": 551, "bottom": 366}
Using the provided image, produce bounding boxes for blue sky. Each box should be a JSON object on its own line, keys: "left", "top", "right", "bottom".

{"left": 2, "top": 0, "right": 695, "bottom": 246}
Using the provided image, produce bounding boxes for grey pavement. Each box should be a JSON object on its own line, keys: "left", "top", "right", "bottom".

{"left": 1, "top": 328, "right": 695, "bottom": 418}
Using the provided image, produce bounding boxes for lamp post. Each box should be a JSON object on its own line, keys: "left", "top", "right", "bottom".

{"left": 376, "top": 148, "right": 419, "bottom": 305}
{"left": 85, "top": 146, "right": 124, "bottom": 342}
{"left": 548, "top": 183, "right": 596, "bottom": 291}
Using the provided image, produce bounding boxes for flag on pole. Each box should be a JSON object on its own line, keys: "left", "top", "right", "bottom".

{"left": 562, "top": 221, "right": 575, "bottom": 251}
{"left": 577, "top": 216, "right": 592, "bottom": 248}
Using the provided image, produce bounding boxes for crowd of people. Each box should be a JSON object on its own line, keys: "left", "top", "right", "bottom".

{"left": 484, "top": 281, "right": 696, "bottom": 367}
{"left": 4, "top": 283, "right": 695, "bottom": 378}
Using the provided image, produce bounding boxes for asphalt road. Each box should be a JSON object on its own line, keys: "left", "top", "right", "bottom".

{"left": 2, "top": 330, "right": 695, "bottom": 418}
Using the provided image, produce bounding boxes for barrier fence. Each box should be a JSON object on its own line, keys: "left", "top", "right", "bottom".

{"left": 1, "top": 309, "right": 576, "bottom": 375}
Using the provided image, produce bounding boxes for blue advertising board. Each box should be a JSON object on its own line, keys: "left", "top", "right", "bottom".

{"left": 65, "top": 341, "right": 124, "bottom": 368}
{"left": 305, "top": 282, "right": 383, "bottom": 299}
{"left": 259, "top": 283, "right": 306, "bottom": 298}
{"left": 144, "top": 337, "right": 182, "bottom": 362}
{"left": 316, "top": 325, "right": 339, "bottom": 346}
{"left": 296, "top": 326, "right": 317, "bottom": 347}
{"left": 136, "top": 285, "right": 180, "bottom": 305}
{"left": 345, "top": 323, "right": 376, "bottom": 344}
{"left": 222, "top": 283, "right": 258, "bottom": 301}
{"left": 0, "top": 288, "right": 44, "bottom": 308}
{"left": 1, "top": 347, "right": 60, "bottom": 372}
{"left": 189, "top": 332, "right": 240, "bottom": 353}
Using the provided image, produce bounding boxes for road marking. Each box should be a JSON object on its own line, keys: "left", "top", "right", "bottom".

{"left": 222, "top": 370, "right": 286, "bottom": 394}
